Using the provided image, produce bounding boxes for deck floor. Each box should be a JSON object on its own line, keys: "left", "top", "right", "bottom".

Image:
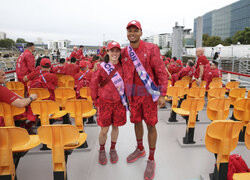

{"left": 16, "top": 108, "right": 250, "bottom": 180}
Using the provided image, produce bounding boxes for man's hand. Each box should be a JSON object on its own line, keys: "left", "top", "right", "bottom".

{"left": 158, "top": 96, "right": 166, "bottom": 108}
{"left": 29, "top": 94, "right": 37, "bottom": 101}
{"left": 168, "top": 74, "right": 172, "bottom": 80}
{"left": 23, "top": 75, "right": 28, "bottom": 82}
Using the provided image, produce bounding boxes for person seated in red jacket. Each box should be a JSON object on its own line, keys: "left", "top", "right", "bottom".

{"left": 29, "top": 58, "right": 58, "bottom": 100}
{"left": 171, "top": 59, "right": 183, "bottom": 85}
{"left": 64, "top": 57, "right": 80, "bottom": 77}
{"left": 172, "top": 60, "right": 195, "bottom": 86}
{"left": 51, "top": 58, "right": 66, "bottom": 74}
{"left": 74, "top": 61, "right": 93, "bottom": 99}
{"left": 70, "top": 46, "right": 79, "bottom": 59}
{"left": 206, "top": 61, "right": 222, "bottom": 89}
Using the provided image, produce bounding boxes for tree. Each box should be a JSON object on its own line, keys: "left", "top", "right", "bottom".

{"left": 0, "top": 38, "right": 15, "bottom": 49}
{"left": 165, "top": 49, "right": 172, "bottom": 58}
{"left": 232, "top": 27, "right": 250, "bottom": 44}
{"left": 202, "top": 34, "right": 209, "bottom": 46}
{"left": 222, "top": 37, "right": 232, "bottom": 46}
{"left": 202, "top": 34, "right": 222, "bottom": 47}
{"left": 16, "top": 38, "right": 27, "bottom": 43}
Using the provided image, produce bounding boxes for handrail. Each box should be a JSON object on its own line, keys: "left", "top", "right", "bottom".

{"left": 221, "top": 70, "right": 250, "bottom": 78}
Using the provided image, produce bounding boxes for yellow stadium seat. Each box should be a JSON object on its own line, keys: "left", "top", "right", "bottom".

{"left": 187, "top": 87, "right": 206, "bottom": 99}
{"left": 209, "top": 80, "right": 223, "bottom": 89}
{"left": 192, "top": 80, "right": 206, "bottom": 88}
{"left": 80, "top": 87, "right": 93, "bottom": 102}
{"left": 212, "top": 77, "right": 222, "bottom": 82}
{"left": 205, "top": 120, "right": 243, "bottom": 180}
{"left": 207, "top": 88, "right": 226, "bottom": 101}
{"left": 181, "top": 76, "right": 192, "bottom": 83}
{"left": 37, "top": 125, "right": 87, "bottom": 179}
{"left": 65, "top": 99, "right": 96, "bottom": 132}
{"left": 174, "top": 80, "right": 189, "bottom": 95}
{"left": 233, "top": 172, "right": 250, "bottom": 180}
{"left": 228, "top": 88, "right": 246, "bottom": 106}
{"left": 31, "top": 100, "right": 67, "bottom": 125}
{"left": 166, "top": 86, "right": 186, "bottom": 108}
{"left": 58, "top": 75, "right": 75, "bottom": 89}
{"left": 233, "top": 98, "right": 250, "bottom": 142}
{"left": 164, "top": 80, "right": 172, "bottom": 101}
{"left": 207, "top": 98, "right": 231, "bottom": 120}
{"left": 225, "top": 81, "right": 239, "bottom": 91}
{"left": 29, "top": 88, "right": 50, "bottom": 100}
{"left": 173, "top": 98, "right": 205, "bottom": 144}
{"left": 54, "top": 87, "right": 76, "bottom": 108}
{"left": 0, "top": 102, "right": 25, "bottom": 126}
{"left": 247, "top": 91, "right": 250, "bottom": 98}
{"left": 6, "top": 81, "right": 25, "bottom": 97}
{"left": 0, "top": 127, "right": 40, "bottom": 180}
{"left": 245, "top": 124, "right": 250, "bottom": 150}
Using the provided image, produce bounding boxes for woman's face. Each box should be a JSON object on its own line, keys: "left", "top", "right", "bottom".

{"left": 108, "top": 48, "right": 120, "bottom": 62}
{"left": 0, "top": 70, "right": 6, "bottom": 84}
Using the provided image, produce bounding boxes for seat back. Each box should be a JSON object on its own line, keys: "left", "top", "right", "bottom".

{"left": 167, "top": 80, "right": 172, "bottom": 88}
{"left": 31, "top": 100, "right": 61, "bottom": 125}
{"left": 167, "top": 86, "right": 186, "bottom": 108}
{"left": 246, "top": 124, "right": 250, "bottom": 150}
{"left": 80, "top": 87, "right": 93, "bottom": 102}
{"left": 192, "top": 80, "right": 206, "bottom": 88}
{"left": 226, "top": 81, "right": 240, "bottom": 91}
{"left": 0, "top": 103, "right": 25, "bottom": 126}
{"left": 65, "top": 99, "right": 94, "bottom": 132}
{"left": 233, "top": 98, "right": 250, "bottom": 125}
{"left": 229, "top": 88, "right": 246, "bottom": 105}
{"left": 181, "top": 98, "right": 205, "bottom": 128}
{"left": 6, "top": 81, "right": 25, "bottom": 97}
{"left": 207, "top": 98, "right": 231, "bottom": 121}
{"left": 38, "top": 125, "right": 79, "bottom": 176}
{"left": 205, "top": 120, "right": 243, "bottom": 170}
{"left": 187, "top": 87, "right": 206, "bottom": 98}
{"left": 212, "top": 77, "right": 222, "bottom": 82}
{"left": 209, "top": 80, "right": 222, "bottom": 89}
{"left": 29, "top": 88, "right": 50, "bottom": 100}
{"left": 54, "top": 87, "right": 76, "bottom": 107}
{"left": 58, "top": 75, "right": 75, "bottom": 89}
{"left": 247, "top": 91, "right": 250, "bottom": 98}
{"left": 174, "top": 80, "right": 189, "bottom": 89}
{"left": 0, "top": 127, "right": 30, "bottom": 178}
{"left": 181, "top": 76, "right": 192, "bottom": 83}
{"left": 207, "top": 88, "right": 226, "bottom": 101}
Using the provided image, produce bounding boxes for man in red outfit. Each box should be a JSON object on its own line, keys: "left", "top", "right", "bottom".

{"left": 206, "top": 61, "right": 222, "bottom": 88}
{"left": 70, "top": 46, "right": 79, "bottom": 60}
{"left": 16, "top": 42, "right": 35, "bottom": 84}
{"left": 64, "top": 57, "right": 80, "bottom": 77}
{"left": 51, "top": 58, "right": 66, "bottom": 74}
{"left": 172, "top": 60, "right": 195, "bottom": 85}
{"left": 77, "top": 45, "right": 85, "bottom": 60}
{"left": 121, "top": 20, "right": 168, "bottom": 180}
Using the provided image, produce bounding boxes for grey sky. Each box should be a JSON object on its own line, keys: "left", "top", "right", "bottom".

{"left": 0, "top": 0, "right": 238, "bottom": 46}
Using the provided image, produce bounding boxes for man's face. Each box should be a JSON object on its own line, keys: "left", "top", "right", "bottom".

{"left": 127, "top": 26, "right": 142, "bottom": 43}
{"left": 211, "top": 63, "right": 216, "bottom": 69}
{"left": 0, "top": 70, "right": 6, "bottom": 84}
{"left": 30, "top": 45, "right": 35, "bottom": 52}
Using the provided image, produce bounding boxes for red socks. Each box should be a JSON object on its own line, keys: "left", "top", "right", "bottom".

{"left": 110, "top": 141, "right": 116, "bottom": 150}
{"left": 149, "top": 147, "right": 155, "bottom": 161}
{"left": 100, "top": 143, "right": 105, "bottom": 151}
{"left": 137, "top": 139, "right": 144, "bottom": 151}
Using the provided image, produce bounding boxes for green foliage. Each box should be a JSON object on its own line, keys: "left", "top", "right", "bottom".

{"left": 16, "top": 38, "right": 27, "bottom": 43}
{"left": 202, "top": 34, "right": 222, "bottom": 47}
{"left": 232, "top": 27, "right": 250, "bottom": 44}
{"left": 165, "top": 49, "right": 172, "bottom": 58}
{"left": 0, "top": 38, "right": 15, "bottom": 49}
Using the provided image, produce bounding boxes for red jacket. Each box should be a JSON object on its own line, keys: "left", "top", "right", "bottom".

{"left": 51, "top": 65, "right": 65, "bottom": 74}
{"left": 27, "top": 66, "right": 41, "bottom": 81}
{"left": 90, "top": 62, "right": 124, "bottom": 104}
{"left": 64, "top": 63, "right": 80, "bottom": 77}
{"left": 172, "top": 66, "right": 195, "bottom": 85}
{"left": 77, "top": 49, "right": 84, "bottom": 60}
{"left": 75, "top": 70, "right": 93, "bottom": 98}
{"left": 206, "top": 68, "right": 222, "bottom": 85}
{"left": 121, "top": 40, "right": 168, "bottom": 101}
{"left": 16, "top": 49, "right": 35, "bottom": 82}
{"left": 194, "top": 55, "right": 210, "bottom": 79}
{"left": 168, "top": 64, "right": 177, "bottom": 75}
{"left": 70, "top": 51, "right": 79, "bottom": 59}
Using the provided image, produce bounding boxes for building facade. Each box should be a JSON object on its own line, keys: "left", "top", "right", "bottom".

{"left": 194, "top": 0, "right": 250, "bottom": 40}
{"left": 0, "top": 32, "right": 6, "bottom": 40}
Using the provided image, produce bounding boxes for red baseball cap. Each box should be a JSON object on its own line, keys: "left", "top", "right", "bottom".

{"left": 126, "top": 20, "right": 142, "bottom": 30}
{"left": 79, "top": 61, "right": 87, "bottom": 68}
{"left": 167, "top": 57, "right": 170, "bottom": 60}
{"left": 40, "top": 58, "right": 51, "bottom": 67}
{"left": 107, "top": 41, "right": 121, "bottom": 50}
{"left": 164, "top": 60, "right": 170, "bottom": 65}
{"left": 176, "top": 59, "right": 182, "bottom": 65}
{"left": 170, "top": 59, "right": 175, "bottom": 63}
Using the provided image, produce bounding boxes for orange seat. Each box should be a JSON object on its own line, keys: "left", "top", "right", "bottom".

{"left": 212, "top": 77, "right": 222, "bottom": 82}
{"left": 166, "top": 86, "right": 186, "bottom": 108}
{"left": 233, "top": 98, "right": 250, "bottom": 142}
{"left": 225, "top": 81, "right": 239, "bottom": 91}
{"left": 181, "top": 76, "right": 192, "bottom": 83}
{"left": 247, "top": 91, "right": 250, "bottom": 98}
{"left": 228, "top": 88, "right": 246, "bottom": 106}
{"left": 29, "top": 88, "right": 50, "bottom": 100}
{"left": 207, "top": 98, "right": 231, "bottom": 121}
{"left": 54, "top": 87, "right": 76, "bottom": 108}
{"left": 6, "top": 81, "right": 25, "bottom": 97}
{"left": 31, "top": 100, "right": 67, "bottom": 125}
{"left": 187, "top": 87, "right": 206, "bottom": 99}
{"left": 165, "top": 80, "right": 173, "bottom": 101}
{"left": 0, "top": 127, "right": 40, "bottom": 180}
{"left": 58, "top": 75, "right": 75, "bottom": 89}
{"left": 233, "top": 172, "right": 250, "bottom": 180}
{"left": 174, "top": 80, "right": 189, "bottom": 89}
{"left": 246, "top": 124, "right": 250, "bottom": 150}
{"left": 209, "top": 80, "right": 222, "bottom": 89}
{"left": 173, "top": 98, "right": 205, "bottom": 144}
{"left": 65, "top": 99, "right": 96, "bottom": 132}
{"left": 205, "top": 120, "right": 243, "bottom": 180}
{"left": 80, "top": 87, "right": 93, "bottom": 103}
{"left": 207, "top": 88, "right": 226, "bottom": 101}
{"left": 192, "top": 80, "right": 206, "bottom": 88}
{"left": 37, "top": 125, "right": 87, "bottom": 179}
{"left": 0, "top": 102, "right": 25, "bottom": 126}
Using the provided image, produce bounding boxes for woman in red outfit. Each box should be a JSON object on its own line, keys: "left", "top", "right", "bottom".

{"left": 90, "top": 41, "right": 127, "bottom": 165}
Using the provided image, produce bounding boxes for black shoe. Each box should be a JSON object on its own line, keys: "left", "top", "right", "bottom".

{"left": 77, "top": 141, "right": 88, "bottom": 149}
{"left": 40, "top": 144, "right": 51, "bottom": 151}
{"left": 168, "top": 118, "right": 178, "bottom": 122}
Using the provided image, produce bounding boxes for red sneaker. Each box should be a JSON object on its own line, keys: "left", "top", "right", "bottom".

{"left": 144, "top": 160, "right": 156, "bottom": 180}
{"left": 109, "top": 149, "right": 118, "bottom": 164}
{"left": 127, "top": 148, "right": 146, "bottom": 163}
{"left": 99, "top": 150, "right": 107, "bottom": 165}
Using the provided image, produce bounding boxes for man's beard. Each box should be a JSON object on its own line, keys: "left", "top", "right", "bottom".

{"left": 129, "top": 39, "right": 139, "bottom": 44}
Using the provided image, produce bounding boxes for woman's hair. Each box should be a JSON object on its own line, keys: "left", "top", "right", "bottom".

{"left": 187, "top": 60, "right": 194, "bottom": 67}
{"left": 104, "top": 53, "right": 122, "bottom": 64}
{"left": 36, "top": 57, "right": 42, "bottom": 67}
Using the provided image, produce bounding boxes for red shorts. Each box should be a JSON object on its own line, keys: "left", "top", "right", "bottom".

{"left": 130, "top": 96, "right": 158, "bottom": 126}
{"left": 97, "top": 100, "right": 126, "bottom": 127}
